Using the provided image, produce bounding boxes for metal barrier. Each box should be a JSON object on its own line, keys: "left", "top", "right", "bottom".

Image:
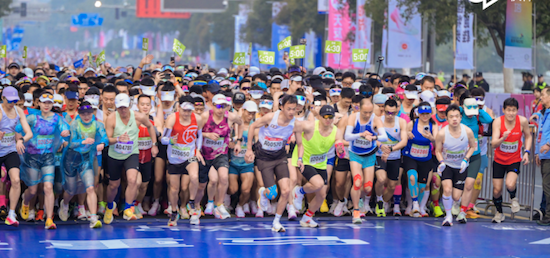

{"left": 477, "top": 125, "right": 541, "bottom": 221}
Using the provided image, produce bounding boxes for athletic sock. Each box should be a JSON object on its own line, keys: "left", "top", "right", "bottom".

{"left": 274, "top": 214, "right": 282, "bottom": 224}
{"left": 493, "top": 196, "right": 503, "bottom": 213}
{"left": 107, "top": 202, "right": 114, "bottom": 209}
{"left": 442, "top": 195, "right": 453, "bottom": 218}
{"left": 412, "top": 197, "right": 418, "bottom": 202}
{"left": 394, "top": 185, "right": 402, "bottom": 205}
{"left": 376, "top": 195, "right": 383, "bottom": 202}
{"left": 305, "top": 209, "right": 314, "bottom": 218}
{"left": 0, "top": 195, "right": 6, "bottom": 207}
{"left": 8, "top": 209, "right": 15, "bottom": 218}
{"left": 299, "top": 187, "right": 306, "bottom": 195}
{"left": 189, "top": 200, "right": 195, "bottom": 209}
{"left": 468, "top": 203, "right": 475, "bottom": 210}
{"left": 508, "top": 188, "right": 517, "bottom": 199}
{"left": 365, "top": 195, "right": 371, "bottom": 204}
{"left": 460, "top": 205, "right": 468, "bottom": 213}
{"left": 208, "top": 200, "right": 214, "bottom": 204}
{"left": 124, "top": 202, "right": 133, "bottom": 210}
{"left": 420, "top": 190, "right": 429, "bottom": 210}
{"left": 433, "top": 200, "right": 439, "bottom": 207}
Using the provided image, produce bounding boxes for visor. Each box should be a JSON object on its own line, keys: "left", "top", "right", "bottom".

{"left": 329, "top": 88, "right": 341, "bottom": 97}
{"left": 296, "top": 95, "right": 306, "bottom": 106}
{"left": 249, "top": 90, "right": 264, "bottom": 99}
{"left": 140, "top": 85, "right": 157, "bottom": 96}
{"left": 180, "top": 102, "right": 195, "bottom": 111}
{"left": 259, "top": 100, "right": 274, "bottom": 109}
{"left": 78, "top": 105, "right": 94, "bottom": 114}
{"left": 160, "top": 91, "right": 176, "bottom": 101}
{"left": 39, "top": 94, "right": 54, "bottom": 103}
{"left": 418, "top": 105, "right": 432, "bottom": 114}
{"left": 436, "top": 104, "right": 449, "bottom": 112}
{"left": 404, "top": 90, "right": 418, "bottom": 100}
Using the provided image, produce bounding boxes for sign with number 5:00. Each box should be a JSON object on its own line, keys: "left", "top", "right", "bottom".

{"left": 289, "top": 45, "right": 306, "bottom": 59}
{"left": 352, "top": 49, "right": 369, "bottom": 62}
{"left": 258, "top": 51, "right": 275, "bottom": 65}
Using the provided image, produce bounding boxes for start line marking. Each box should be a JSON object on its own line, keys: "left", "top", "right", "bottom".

{"left": 216, "top": 236, "right": 369, "bottom": 246}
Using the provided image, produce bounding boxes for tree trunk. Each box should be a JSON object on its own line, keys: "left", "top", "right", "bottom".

{"left": 503, "top": 66, "right": 515, "bottom": 93}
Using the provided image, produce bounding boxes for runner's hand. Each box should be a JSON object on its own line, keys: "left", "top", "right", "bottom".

{"left": 502, "top": 130, "right": 511, "bottom": 140}
{"left": 16, "top": 140, "right": 25, "bottom": 155}
{"left": 196, "top": 151, "right": 206, "bottom": 166}
{"left": 522, "top": 152, "right": 530, "bottom": 165}
{"left": 234, "top": 144, "right": 241, "bottom": 156}
{"left": 82, "top": 138, "right": 95, "bottom": 145}
{"left": 205, "top": 132, "right": 220, "bottom": 141}
{"left": 408, "top": 132, "right": 414, "bottom": 139}
{"left": 437, "top": 162, "right": 446, "bottom": 175}
{"left": 245, "top": 149, "right": 255, "bottom": 163}
{"left": 151, "top": 145, "right": 159, "bottom": 158}
{"left": 536, "top": 154, "right": 541, "bottom": 166}
{"left": 298, "top": 159, "right": 304, "bottom": 173}
{"left": 60, "top": 130, "right": 70, "bottom": 137}
{"left": 0, "top": 131, "right": 5, "bottom": 140}
{"left": 382, "top": 153, "right": 389, "bottom": 163}
{"left": 459, "top": 160, "right": 468, "bottom": 174}
{"left": 380, "top": 145, "right": 391, "bottom": 154}
{"left": 360, "top": 131, "right": 372, "bottom": 138}
{"left": 96, "top": 143, "right": 104, "bottom": 152}
{"left": 119, "top": 132, "right": 130, "bottom": 142}
{"left": 140, "top": 54, "right": 154, "bottom": 66}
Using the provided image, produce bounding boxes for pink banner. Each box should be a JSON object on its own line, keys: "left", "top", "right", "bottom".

{"left": 328, "top": 0, "right": 351, "bottom": 69}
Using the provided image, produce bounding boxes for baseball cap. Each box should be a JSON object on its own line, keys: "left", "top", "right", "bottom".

{"left": 290, "top": 75, "right": 303, "bottom": 82}
{"left": 415, "top": 73, "right": 426, "bottom": 81}
{"left": 462, "top": 73, "right": 471, "bottom": 78}
{"left": 218, "top": 68, "right": 228, "bottom": 76}
{"left": 475, "top": 72, "right": 483, "bottom": 77}
{"left": 0, "top": 78, "right": 11, "bottom": 86}
{"left": 373, "top": 94, "right": 388, "bottom": 105}
{"left": 39, "top": 93, "right": 54, "bottom": 103}
{"left": 24, "top": 93, "right": 33, "bottom": 107}
{"left": 213, "top": 94, "right": 230, "bottom": 105}
{"left": 53, "top": 94, "right": 64, "bottom": 108}
{"left": 66, "top": 91, "right": 79, "bottom": 100}
{"left": 8, "top": 63, "right": 19, "bottom": 69}
{"left": 242, "top": 101, "right": 259, "bottom": 113}
{"left": 435, "top": 98, "right": 451, "bottom": 112}
{"left": 404, "top": 90, "right": 418, "bottom": 100}
{"left": 259, "top": 99, "right": 274, "bottom": 109}
{"left": 162, "top": 65, "right": 175, "bottom": 73}
{"left": 288, "top": 66, "right": 301, "bottom": 74}
{"left": 319, "top": 105, "right": 336, "bottom": 117}
{"left": 23, "top": 68, "right": 33, "bottom": 78}
{"left": 538, "top": 74, "right": 544, "bottom": 77}
{"left": 233, "top": 92, "right": 246, "bottom": 104}
{"left": 323, "top": 71, "right": 335, "bottom": 78}
{"left": 312, "top": 67, "right": 326, "bottom": 76}
{"left": 437, "top": 90, "right": 451, "bottom": 99}
{"left": 249, "top": 86, "right": 264, "bottom": 99}
{"left": 351, "top": 82, "right": 362, "bottom": 92}
{"left": 207, "top": 83, "right": 221, "bottom": 94}
{"left": 115, "top": 93, "right": 131, "bottom": 108}
{"left": 249, "top": 66, "right": 260, "bottom": 76}
{"left": 84, "top": 67, "right": 96, "bottom": 75}
{"left": 420, "top": 90, "right": 436, "bottom": 108}
{"left": 463, "top": 98, "right": 479, "bottom": 116}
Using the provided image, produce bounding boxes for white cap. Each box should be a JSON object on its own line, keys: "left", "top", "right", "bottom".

{"left": 351, "top": 82, "right": 362, "bottom": 91}
{"left": 437, "top": 90, "right": 451, "bottom": 99}
{"left": 39, "top": 93, "right": 54, "bottom": 103}
{"left": 140, "top": 85, "right": 156, "bottom": 96}
{"left": 218, "top": 68, "right": 228, "bottom": 76}
{"left": 420, "top": 90, "right": 436, "bottom": 107}
{"left": 280, "top": 79, "right": 290, "bottom": 91}
{"left": 249, "top": 66, "right": 260, "bottom": 76}
{"left": 53, "top": 94, "right": 63, "bottom": 108}
{"left": 84, "top": 95, "right": 100, "bottom": 108}
{"left": 84, "top": 68, "right": 96, "bottom": 74}
{"left": 0, "top": 78, "right": 11, "bottom": 86}
{"left": 115, "top": 93, "right": 131, "bottom": 108}
{"left": 249, "top": 90, "right": 264, "bottom": 99}
{"left": 23, "top": 68, "right": 33, "bottom": 78}
{"left": 312, "top": 67, "right": 326, "bottom": 75}
{"left": 212, "top": 94, "right": 230, "bottom": 105}
{"left": 160, "top": 90, "right": 176, "bottom": 101}
{"left": 242, "top": 101, "right": 259, "bottom": 113}
{"left": 463, "top": 98, "right": 479, "bottom": 116}
{"left": 404, "top": 90, "right": 418, "bottom": 100}
{"left": 24, "top": 93, "right": 33, "bottom": 107}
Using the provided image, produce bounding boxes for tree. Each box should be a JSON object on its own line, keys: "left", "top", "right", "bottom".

{"left": 0, "top": 0, "right": 11, "bottom": 18}
{"left": 274, "top": 0, "right": 326, "bottom": 43}
{"left": 243, "top": 0, "right": 272, "bottom": 47}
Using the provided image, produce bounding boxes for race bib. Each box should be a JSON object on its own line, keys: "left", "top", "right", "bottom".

{"left": 114, "top": 141, "right": 134, "bottom": 154}
{"left": 410, "top": 144, "right": 429, "bottom": 158}
{"left": 500, "top": 141, "right": 519, "bottom": 153}
{"left": 444, "top": 150, "right": 465, "bottom": 163}
{"left": 37, "top": 135, "right": 54, "bottom": 149}
{"left": 235, "top": 146, "right": 246, "bottom": 158}
{"left": 170, "top": 144, "right": 192, "bottom": 160}
{"left": 262, "top": 136, "right": 284, "bottom": 151}
{"left": 138, "top": 137, "right": 153, "bottom": 150}
{"left": 1, "top": 132, "right": 15, "bottom": 147}
{"left": 309, "top": 153, "right": 327, "bottom": 165}
{"left": 204, "top": 137, "right": 225, "bottom": 150}
{"left": 354, "top": 137, "right": 372, "bottom": 149}
{"left": 54, "top": 152, "right": 63, "bottom": 167}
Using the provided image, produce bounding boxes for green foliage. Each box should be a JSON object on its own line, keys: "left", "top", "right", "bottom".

{"left": 0, "top": 0, "right": 11, "bottom": 18}
{"left": 274, "top": 0, "right": 326, "bottom": 44}
{"left": 244, "top": 0, "right": 272, "bottom": 46}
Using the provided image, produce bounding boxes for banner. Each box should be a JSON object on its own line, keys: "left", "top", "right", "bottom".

{"left": 318, "top": 0, "right": 328, "bottom": 14}
{"left": 455, "top": 0, "right": 474, "bottom": 70}
{"left": 234, "top": 4, "right": 250, "bottom": 64}
{"left": 354, "top": 0, "right": 372, "bottom": 69}
{"left": 272, "top": 2, "right": 291, "bottom": 69}
{"left": 503, "top": 0, "right": 532, "bottom": 70}
{"left": 327, "top": 0, "right": 351, "bottom": 69}
{"left": 386, "top": 0, "right": 421, "bottom": 68}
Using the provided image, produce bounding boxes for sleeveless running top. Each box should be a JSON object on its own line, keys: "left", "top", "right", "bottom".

{"left": 256, "top": 110, "right": 295, "bottom": 161}
{"left": 350, "top": 112, "right": 378, "bottom": 156}
{"left": 168, "top": 112, "right": 198, "bottom": 164}
{"left": 292, "top": 120, "right": 337, "bottom": 170}
{"left": 108, "top": 110, "right": 140, "bottom": 160}
{"left": 230, "top": 122, "right": 252, "bottom": 166}
{"left": 442, "top": 124, "right": 468, "bottom": 169}
{"left": 201, "top": 110, "right": 231, "bottom": 160}
{"left": 403, "top": 119, "right": 433, "bottom": 161}
{"left": 0, "top": 105, "right": 19, "bottom": 157}
{"left": 494, "top": 115, "right": 522, "bottom": 165}
{"left": 138, "top": 117, "right": 154, "bottom": 164}
{"left": 376, "top": 115, "right": 401, "bottom": 160}
{"left": 479, "top": 106, "right": 490, "bottom": 156}
{"left": 26, "top": 114, "right": 62, "bottom": 155}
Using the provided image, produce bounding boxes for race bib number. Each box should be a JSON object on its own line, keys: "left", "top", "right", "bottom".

{"left": 1, "top": 132, "right": 15, "bottom": 147}
{"left": 262, "top": 136, "right": 284, "bottom": 151}
{"left": 309, "top": 153, "right": 327, "bottom": 165}
{"left": 444, "top": 150, "right": 465, "bottom": 162}
{"left": 114, "top": 141, "right": 134, "bottom": 154}
{"left": 235, "top": 146, "right": 246, "bottom": 158}
{"left": 138, "top": 137, "right": 153, "bottom": 150}
{"left": 500, "top": 141, "right": 519, "bottom": 153}
{"left": 37, "top": 135, "right": 54, "bottom": 149}
{"left": 354, "top": 137, "right": 372, "bottom": 149}
{"left": 204, "top": 137, "right": 225, "bottom": 150}
{"left": 410, "top": 144, "right": 429, "bottom": 158}
{"left": 170, "top": 145, "right": 192, "bottom": 160}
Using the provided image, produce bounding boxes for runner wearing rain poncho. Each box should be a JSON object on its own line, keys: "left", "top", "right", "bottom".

{"left": 58, "top": 102, "right": 108, "bottom": 228}
{"left": 16, "top": 92, "right": 70, "bottom": 229}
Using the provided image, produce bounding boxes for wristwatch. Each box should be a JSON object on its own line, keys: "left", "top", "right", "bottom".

{"left": 236, "top": 138, "right": 243, "bottom": 142}
{"left": 153, "top": 142, "right": 158, "bottom": 147}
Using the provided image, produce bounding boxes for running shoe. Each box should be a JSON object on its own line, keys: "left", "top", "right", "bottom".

{"left": 36, "top": 210, "right": 44, "bottom": 221}
{"left": 28, "top": 209, "right": 35, "bottom": 221}
{"left": 442, "top": 216, "right": 453, "bottom": 227}
{"left": 89, "top": 216, "right": 103, "bottom": 229}
{"left": 243, "top": 203, "right": 250, "bottom": 214}
{"left": 451, "top": 201, "right": 460, "bottom": 216}
{"left": 45, "top": 218, "right": 56, "bottom": 230}
{"left": 511, "top": 197, "right": 520, "bottom": 213}
{"left": 5, "top": 215, "right": 19, "bottom": 227}
{"left": 320, "top": 199, "right": 329, "bottom": 213}
{"left": 433, "top": 206, "right": 444, "bottom": 218}
{"left": 257, "top": 187, "right": 269, "bottom": 212}
{"left": 411, "top": 201, "right": 421, "bottom": 217}
{"left": 393, "top": 205, "right": 402, "bottom": 216}
{"left": 135, "top": 205, "right": 143, "bottom": 219}
{"left": 137, "top": 203, "right": 147, "bottom": 215}
{"left": 536, "top": 216, "right": 550, "bottom": 226}
{"left": 255, "top": 209, "right": 264, "bottom": 218}
{"left": 168, "top": 212, "right": 179, "bottom": 227}
{"left": 473, "top": 205, "right": 480, "bottom": 214}
{"left": 287, "top": 204, "right": 297, "bottom": 220}
{"left": 98, "top": 204, "right": 106, "bottom": 216}
{"left": 457, "top": 211, "right": 467, "bottom": 223}
{"left": 249, "top": 201, "right": 258, "bottom": 215}
{"left": 190, "top": 209, "right": 200, "bottom": 225}
{"left": 180, "top": 206, "right": 190, "bottom": 220}
{"left": 20, "top": 204, "right": 29, "bottom": 221}
{"left": 293, "top": 186, "right": 304, "bottom": 211}
{"left": 204, "top": 202, "right": 214, "bottom": 215}
{"left": 364, "top": 199, "right": 374, "bottom": 216}
{"left": 77, "top": 207, "right": 87, "bottom": 220}
{"left": 272, "top": 221, "right": 286, "bottom": 232}
{"left": 214, "top": 204, "right": 231, "bottom": 219}
{"left": 123, "top": 207, "right": 137, "bottom": 221}
{"left": 148, "top": 200, "right": 160, "bottom": 216}
{"left": 300, "top": 216, "right": 319, "bottom": 228}
{"left": 164, "top": 204, "right": 172, "bottom": 216}
{"left": 103, "top": 202, "right": 116, "bottom": 225}
{"left": 405, "top": 201, "right": 412, "bottom": 216}
{"left": 267, "top": 202, "right": 277, "bottom": 216}
{"left": 235, "top": 205, "right": 245, "bottom": 218}
{"left": 329, "top": 202, "right": 337, "bottom": 215}
{"left": 0, "top": 206, "right": 7, "bottom": 221}
{"left": 419, "top": 209, "right": 429, "bottom": 218}
{"left": 466, "top": 209, "right": 479, "bottom": 219}
{"left": 376, "top": 202, "right": 386, "bottom": 217}
{"left": 59, "top": 201, "right": 70, "bottom": 222}
{"left": 343, "top": 199, "right": 351, "bottom": 215}
{"left": 492, "top": 212, "right": 505, "bottom": 223}
{"left": 352, "top": 210, "right": 362, "bottom": 224}
{"left": 334, "top": 200, "right": 345, "bottom": 217}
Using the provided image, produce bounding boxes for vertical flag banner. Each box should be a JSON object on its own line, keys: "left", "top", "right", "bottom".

{"left": 0, "top": 45, "right": 6, "bottom": 58}
{"left": 235, "top": 4, "right": 250, "bottom": 64}
{"left": 272, "top": 2, "right": 291, "bottom": 69}
{"left": 355, "top": 0, "right": 372, "bottom": 69}
{"left": 455, "top": 0, "right": 474, "bottom": 70}
{"left": 88, "top": 51, "right": 94, "bottom": 67}
{"left": 504, "top": 0, "right": 532, "bottom": 70}
{"left": 328, "top": 0, "right": 351, "bottom": 69}
{"left": 96, "top": 50, "right": 106, "bottom": 66}
{"left": 173, "top": 39, "right": 186, "bottom": 56}
{"left": 386, "top": 0, "right": 422, "bottom": 68}
{"left": 142, "top": 38, "right": 149, "bottom": 51}
{"left": 22, "top": 46, "right": 27, "bottom": 59}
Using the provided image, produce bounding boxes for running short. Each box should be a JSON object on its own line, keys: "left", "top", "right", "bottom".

{"left": 156, "top": 143, "right": 168, "bottom": 161}
{"left": 302, "top": 165, "right": 328, "bottom": 185}
{"left": 256, "top": 158, "right": 289, "bottom": 187}
{"left": 106, "top": 154, "right": 140, "bottom": 181}
{"left": 402, "top": 156, "right": 432, "bottom": 184}
{"left": 167, "top": 157, "right": 198, "bottom": 175}
{"left": 442, "top": 166, "right": 467, "bottom": 191}
{"left": 102, "top": 147, "right": 109, "bottom": 171}
{"left": 349, "top": 152, "right": 376, "bottom": 169}
{"left": 139, "top": 161, "right": 153, "bottom": 182}
{"left": 375, "top": 157, "right": 401, "bottom": 181}
{"left": 479, "top": 154, "right": 488, "bottom": 174}
{"left": 492, "top": 161, "right": 521, "bottom": 179}
{"left": 229, "top": 163, "right": 254, "bottom": 175}
{"left": 467, "top": 154, "right": 482, "bottom": 179}
{"left": 327, "top": 157, "right": 336, "bottom": 167}
{"left": 287, "top": 142, "right": 296, "bottom": 159}
{"left": 199, "top": 154, "right": 229, "bottom": 184}
{"left": 63, "top": 149, "right": 94, "bottom": 194}
{"left": 21, "top": 152, "right": 55, "bottom": 186}
{"left": 335, "top": 158, "right": 350, "bottom": 172}
{"left": 0, "top": 152, "right": 20, "bottom": 172}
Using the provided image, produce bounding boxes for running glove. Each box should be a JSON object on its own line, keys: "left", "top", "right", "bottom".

{"left": 459, "top": 159, "right": 469, "bottom": 174}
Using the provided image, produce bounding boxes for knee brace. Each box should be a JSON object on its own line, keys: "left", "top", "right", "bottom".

{"left": 431, "top": 174, "right": 441, "bottom": 195}
{"left": 265, "top": 185, "right": 278, "bottom": 200}
{"left": 474, "top": 173, "right": 483, "bottom": 190}
{"left": 407, "top": 170, "right": 418, "bottom": 197}
{"left": 353, "top": 174, "right": 363, "bottom": 190}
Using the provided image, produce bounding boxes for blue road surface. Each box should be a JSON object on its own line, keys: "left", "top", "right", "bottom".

{"left": 1, "top": 217, "right": 550, "bottom": 257}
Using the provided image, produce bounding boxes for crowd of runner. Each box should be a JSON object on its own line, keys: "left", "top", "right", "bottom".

{"left": 0, "top": 54, "right": 544, "bottom": 232}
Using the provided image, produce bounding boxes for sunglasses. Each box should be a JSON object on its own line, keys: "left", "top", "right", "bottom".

{"left": 35, "top": 73, "right": 44, "bottom": 77}
{"left": 361, "top": 91, "right": 373, "bottom": 98}
{"left": 330, "top": 88, "right": 342, "bottom": 95}
{"left": 385, "top": 111, "right": 396, "bottom": 116}
{"left": 220, "top": 84, "right": 229, "bottom": 88}
{"left": 42, "top": 94, "right": 54, "bottom": 99}
{"left": 6, "top": 99, "right": 18, "bottom": 104}
{"left": 322, "top": 115, "right": 334, "bottom": 119}
{"left": 465, "top": 105, "right": 477, "bottom": 110}
{"left": 475, "top": 97, "right": 484, "bottom": 101}
{"left": 385, "top": 78, "right": 390, "bottom": 82}
{"left": 195, "top": 102, "right": 204, "bottom": 106}
{"left": 241, "top": 87, "right": 250, "bottom": 91}
{"left": 296, "top": 95, "right": 306, "bottom": 102}
{"left": 261, "top": 100, "right": 274, "bottom": 106}
{"left": 54, "top": 100, "right": 63, "bottom": 104}
{"left": 215, "top": 104, "right": 228, "bottom": 109}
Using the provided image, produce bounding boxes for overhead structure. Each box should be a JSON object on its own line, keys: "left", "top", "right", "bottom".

{"left": 160, "top": 0, "right": 227, "bottom": 13}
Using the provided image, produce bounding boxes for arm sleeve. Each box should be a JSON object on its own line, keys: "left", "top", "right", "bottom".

{"left": 196, "top": 130, "right": 203, "bottom": 150}
{"left": 344, "top": 125, "right": 361, "bottom": 142}
{"left": 160, "top": 128, "right": 172, "bottom": 145}
{"left": 376, "top": 127, "right": 388, "bottom": 142}
{"left": 479, "top": 109, "right": 493, "bottom": 124}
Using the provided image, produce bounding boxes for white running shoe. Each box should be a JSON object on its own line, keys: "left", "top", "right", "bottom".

{"left": 215, "top": 205, "right": 231, "bottom": 219}
{"left": 98, "top": 205, "right": 106, "bottom": 216}
{"left": 511, "top": 197, "right": 520, "bottom": 213}
{"left": 334, "top": 200, "right": 345, "bottom": 217}
{"left": 300, "top": 216, "right": 319, "bottom": 228}
{"left": 249, "top": 201, "right": 258, "bottom": 215}
{"left": 442, "top": 216, "right": 453, "bottom": 226}
{"left": 393, "top": 204, "right": 402, "bottom": 216}
{"left": 235, "top": 205, "right": 245, "bottom": 218}
{"left": 363, "top": 201, "right": 373, "bottom": 216}
{"left": 137, "top": 203, "right": 147, "bottom": 215}
{"left": 473, "top": 205, "right": 480, "bottom": 214}
{"left": 268, "top": 202, "right": 277, "bottom": 215}
{"left": 59, "top": 200, "right": 69, "bottom": 222}
{"left": 255, "top": 209, "right": 264, "bottom": 218}
{"left": 148, "top": 200, "right": 160, "bottom": 216}
{"left": 204, "top": 202, "right": 214, "bottom": 215}
{"left": 329, "top": 201, "right": 337, "bottom": 215}
{"left": 343, "top": 199, "right": 351, "bottom": 215}
{"left": 89, "top": 215, "right": 102, "bottom": 229}
{"left": 287, "top": 204, "right": 297, "bottom": 220}
{"left": 457, "top": 211, "right": 467, "bottom": 223}
{"left": 293, "top": 186, "right": 304, "bottom": 210}
{"left": 451, "top": 201, "right": 461, "bottom": 216}
{"left": 257, "top": 187, "right": 270, "bottom": 211}
{"left": 224, "top": 195, "right": 231, "bottom": 210}
{"left": 411, "top": 201, "right": 420, "bottom": 217}
{"left": 190, "top": 209, "right": 200, "bottom": 225}
{"left": 272, "top": 221, "right": 286, "bottom": 232}
{"left": 164, "top": 205, "right": 172, "bottom": 216}
{"left": 27, "top": 209, "right": 35, "bottom": 221}
{"left": 243, "top": 203, "right": 250, "bottom": 214}
{"left": 77, "top": 207, "right": 87, "bottom": 220}
{"left": 492, "top": 212, "right": 505, "bottom": 223}
{"left": 180, "top": 206, "right": 190, "bottom": 220}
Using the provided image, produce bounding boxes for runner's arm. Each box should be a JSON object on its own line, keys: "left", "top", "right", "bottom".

{"left": 105, "top": 113, "right": 117, "bottom": 145}
{"left": 373, "top": 117, "right": 388, "bottom": 142}
{"left": 522, "top": 116, "right": 532, "bottom": 153}
{"left": 491, "top": 117, "right": 505, "bottom": 148}
{"left": 434, "top": 129, "right": 445, "bottom": 163}
{"left": 16, "top": 107, "right": 33, "bottom": 142}
{"left": 196, "top": 115, "right": 204, "bottom": 150}
{"left": 295, "top": 122, "right": 304, "bottom": 160}
{"left": 160, "top": 115, "right": 175, "bottom": 145}
{"left": 138, "top": 112, "right": 157, "bottom": 145}
{"left": 479, "top": 109, "right": 493, "bottom": 124}
{"left": 393, "top": 118, "right": 409, "bottom": 151}
{"left": 344, "top": 114, "right": 361, "bottom": 141}
{"left": 465, "top": 127, "right": 476, "bottom": 160}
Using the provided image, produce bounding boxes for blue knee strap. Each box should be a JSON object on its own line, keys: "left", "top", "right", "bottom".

{"left": 407, "top": 169, "right": 418, "bottom": 198}
{"left": 418, "top": 183, "right": 427, "bottom": 202}
{"left": 266, "top": 185, "right": 278, "bottom": 200}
